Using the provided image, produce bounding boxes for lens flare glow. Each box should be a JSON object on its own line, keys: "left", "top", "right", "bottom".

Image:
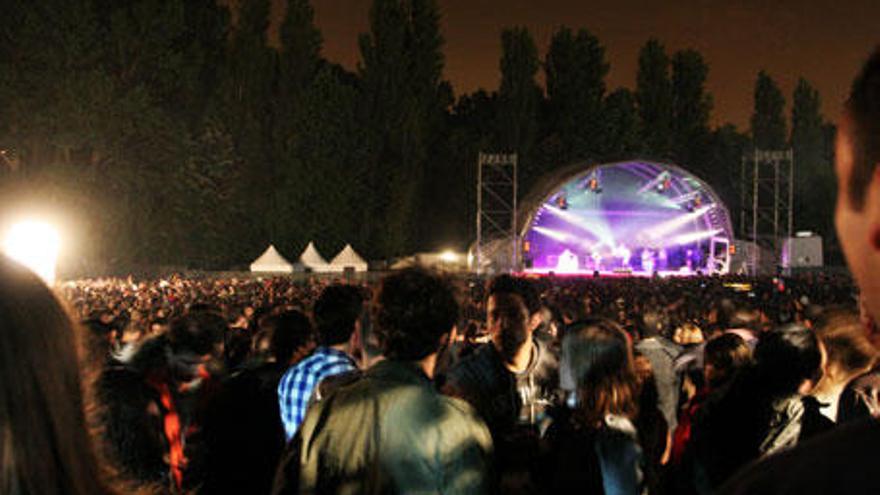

{"left": 3, "top": 220, "right": 61, "bottom": 284}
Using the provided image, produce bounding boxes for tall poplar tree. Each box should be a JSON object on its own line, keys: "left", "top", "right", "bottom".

{"left": 544, "top": 27, "right": 609, "bottom": 164}
{"left": 495, "top": 27, "right": 541, "bottom": 186}
{"left": 358, "top": 0, "right": 447, "bottom": 257}
{"left": 671, "top": 49, "right": 712, "bottom": 168}
{"left": 215, "top": 0, "right": 276, "bottom": 254}
{"left": 274, "top": 0, "right": 323, "bottom": 252}
{"left": 601, "top": 88, "right": 641, "bottom": 161}
{"left": 636, "top": 39, "right": 674, "bottom": 159}
{"left": 750, "top": 71, "right": 787, "bottom": 150}
{"left": 790, "top": 78, "right": 833, "bottom": 235}
{"left": 280, "top": 65, "right": 372, "bottom": 255}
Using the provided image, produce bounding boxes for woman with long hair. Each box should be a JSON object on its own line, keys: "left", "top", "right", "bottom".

{"left": 0, "top": 256, "right": 111, "bottom": 494}
{"left": 812, "top": 309, "right": 877, "bottom": 421}
{"left": 543, "top": 318, "right": 644, "bottom": 495}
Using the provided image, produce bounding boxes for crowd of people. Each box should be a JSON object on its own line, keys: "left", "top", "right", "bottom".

{"left": 2, "top": 266, "right": 869, "bottom": 494}
{"left": 3, "top": 46, "right": 880, "bottom": 495}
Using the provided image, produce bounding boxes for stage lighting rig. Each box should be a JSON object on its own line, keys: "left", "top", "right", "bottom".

{"left": 639, "top": 170, "right": 673, "bottom": 195}
{"left": 556, "top": 194, "right": 569, "bottom": 210}
{"left": 657, "top": 173, "right": 672, "bottom": 193}
{"left": 585, "top": 172, "right": 602, "bottom": 194}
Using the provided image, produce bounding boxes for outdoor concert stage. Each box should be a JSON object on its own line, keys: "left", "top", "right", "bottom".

{"left": 520, "top": 161, "right": 733, "bottom": 277}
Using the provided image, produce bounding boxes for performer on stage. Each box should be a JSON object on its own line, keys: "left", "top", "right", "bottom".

{"left": 642, "top": 249, "right": 655, "bottom": 274}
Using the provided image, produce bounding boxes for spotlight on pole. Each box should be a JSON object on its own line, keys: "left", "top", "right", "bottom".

{"left": 3, "top": 219, "right": 61, "bottom": 285}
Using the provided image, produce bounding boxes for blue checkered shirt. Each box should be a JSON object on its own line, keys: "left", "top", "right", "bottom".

{"left": 278, "top": 346, "right": 357, "bottom": 440}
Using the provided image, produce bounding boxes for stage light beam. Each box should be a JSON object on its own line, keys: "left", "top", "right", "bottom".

{"left": 544, "top": 204, "right": 616, "bottom": 247}
{"left": 645, "top": 205, "right": 714, "bottom": 239}
{"left": 669, "top": 229, "right": 723, "bottom": 246}
{"left": 533, "top": 226, "right": 571, "bottom": 243}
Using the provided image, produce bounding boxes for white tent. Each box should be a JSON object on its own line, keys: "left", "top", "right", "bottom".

{"left": 249, "top": 245, "right": 294, "bottom": 273}
{"left": 328, "top": 244, "right": 368, "bottom": 272}
{"left": 298, "top": 241, "right": 331, "bottom": 272}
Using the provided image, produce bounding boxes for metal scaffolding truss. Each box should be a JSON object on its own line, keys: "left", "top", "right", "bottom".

{"left": 740, "top": 149, "right": 794, "bottom": 275}
{"left": 476, "top": 153, "right": 518, "bottom": 274}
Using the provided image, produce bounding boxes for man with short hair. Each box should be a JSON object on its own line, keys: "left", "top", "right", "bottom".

{"left": 720, "top": 48, "right": 880, "bottom": 494}
{"left": 442, "top": 274, "right": 560, "bottom": 492}
{"left": 272, "top": 268, "right": 492, "bottom": 494}
{"left": 277, "top": 284, "right": 363, "bottom": 440}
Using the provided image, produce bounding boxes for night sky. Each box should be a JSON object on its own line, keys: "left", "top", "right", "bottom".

{"left": 269, "top": 0, "right": 879, "bottom": 129}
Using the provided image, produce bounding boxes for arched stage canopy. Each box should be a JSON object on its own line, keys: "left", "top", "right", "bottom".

{"left": 520, "top": 161, "right": 733, "bottom": 276}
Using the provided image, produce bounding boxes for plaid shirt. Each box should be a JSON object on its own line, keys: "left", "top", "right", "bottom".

{"left": 278, "top": 346, "right": 357, "bottom": 440}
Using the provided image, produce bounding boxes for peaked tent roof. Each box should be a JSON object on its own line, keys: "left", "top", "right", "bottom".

{"left": 299, "top": 241, "right": 331, "bottom": 272}
{"left": 328, "top": 244, "right": 368, "bottom": 272}
{"left": 249, "top": 244, "right": 294, "bottom": 273}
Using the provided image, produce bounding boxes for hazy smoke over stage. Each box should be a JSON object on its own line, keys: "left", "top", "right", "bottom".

{"left": 521, "top": 162, "right": 733, "bottom": 276}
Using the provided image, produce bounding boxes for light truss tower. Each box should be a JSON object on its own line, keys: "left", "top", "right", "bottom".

{"left": 740, "top": 149, "right": 794, "bottom": 275}
{"left": 476, "top": 153, "right": 518, "bottom": 274}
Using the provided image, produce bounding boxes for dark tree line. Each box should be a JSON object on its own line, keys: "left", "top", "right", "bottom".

{"left": 0, "top": 0, "right": 837, "bottom": 272}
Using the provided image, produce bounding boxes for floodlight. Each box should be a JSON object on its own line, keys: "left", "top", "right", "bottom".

{"left": 439, "top": 250, "right": 459, "bottom": 263}
{"left": 3, "top": 220, "right": 61, "bottom": 284}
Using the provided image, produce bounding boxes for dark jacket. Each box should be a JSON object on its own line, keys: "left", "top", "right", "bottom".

{"left": 442, "top": 338, "right": 560, "bottom": 437}
{"left": 441, "top": 339, "right": 560, "bottom": 494}
{"left": 837, "top": 365, "right": 880, "bottom": 423}
{"left": 719, "top": 417, "right": 880, "bottom": 495}
{"left": 689, "top": 374, "right": 833, "bottom": 493}
{"left": 199, "top": 361, "right": 288, "bottom": 494}
{"left": 541, "top": 409, "right": 645, "bottom": 495}
{"left": 272, "top": 359, "right": 493, "bottom": 495}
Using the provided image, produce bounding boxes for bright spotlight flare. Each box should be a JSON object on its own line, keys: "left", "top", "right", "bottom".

{"left": 3, "top": 220, "right": 61, "bottom": 285}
